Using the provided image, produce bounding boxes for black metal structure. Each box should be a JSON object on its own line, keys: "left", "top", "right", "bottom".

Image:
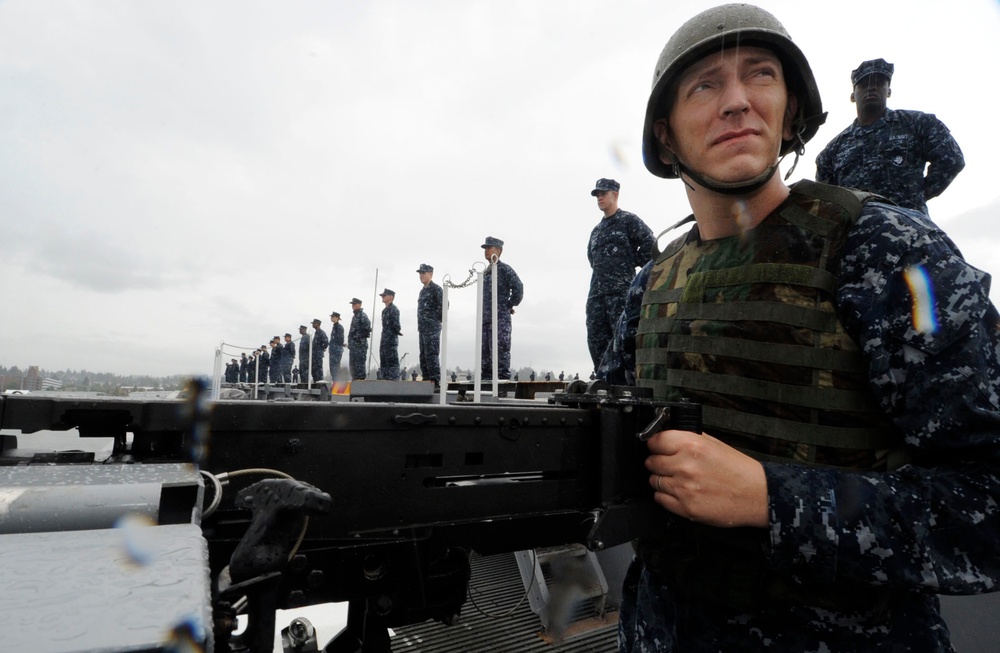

{"left": 0, "top": 384, "right": 687, "bottom": 652}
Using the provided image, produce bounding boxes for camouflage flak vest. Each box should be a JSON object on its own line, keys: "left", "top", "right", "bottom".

{"left": 636, "top": 180, "right": 902, "bottom": 470}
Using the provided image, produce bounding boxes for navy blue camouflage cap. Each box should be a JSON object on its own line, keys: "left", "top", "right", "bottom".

{"left": 590, "top": 178, "right": 620, "bottom": 196}
{"left": 378, "top": 288, "right": 395, "bottom": 297}
{"left": 299, "top": 324, "right": 308, "bottom": 330}
{"left": 349, "top": 297, "right": 363, "bottom": 304}
{"left": 284, "top": 333, "right": 292, "bottom": 337}
{"left": 311, "top": 318, "right": 322, "bottom": 325}
{"left": 851, "top": 58, "right": 894, "bottom": 86}
{"left": 481, "top": 236, "right": 504, "bottom": 249}
{"left": 330, "top": 311, "right": 340, "bottom": 318}
{"left": 416, "top": 263, "right": 434, "bottom": 273}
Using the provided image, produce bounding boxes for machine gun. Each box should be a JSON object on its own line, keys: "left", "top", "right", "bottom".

{"left": 0, "top": 382, "right": 700, "bottom": 653}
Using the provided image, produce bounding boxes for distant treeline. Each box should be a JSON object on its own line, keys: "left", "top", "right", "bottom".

{"left": 0, "top": 365, "right": 191, "bottom": 393}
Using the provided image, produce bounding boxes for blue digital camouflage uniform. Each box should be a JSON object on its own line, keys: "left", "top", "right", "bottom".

{"left": 329, "top": 322, "right": 345, "bottom": 377}
{"left": 239, "top": 356, "right": 248, "bottom": 382}
{"left": 815, "top": 108, "right": 964, "bottom": 215}
{"left": 482, "top": 260, "right": 524, "bottom": 380}
{"left": 348, "top": 308, "right": 372, "bottom": 380}
{"left": 587, "top": 208, "right": 655, "bottom": 371}
{"left": 311, "top": 327, "right": 328, "bottom": 383}
{"left": 613, "top": 193, "right": 1000, "bottom": 652}
{"left": 418, "top": 280, "right": 443, "bottom": 384}
{"left": 378, "top": 302, "right": 401, "bottom": 380}
{"left": 258, "top": 350, "right": 269, "bottom": 384}
{"left": 269, "top": 344, "right": 283, "bottom": 383}
{"left": 297, "top": 332, "right": 309, "bottom": 383}
{"left": 596, "top": 259, "right": 653, "bottom": 386}
{"left": 283, "top": 340, "right": 295, "bottom": 382}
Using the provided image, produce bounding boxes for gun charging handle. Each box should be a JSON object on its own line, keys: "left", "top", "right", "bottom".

{"left": 638, "top": 399, "right": 702, "bottom": 441}
{"left": 585, "top": 398, "right": 705, "bottom": 551}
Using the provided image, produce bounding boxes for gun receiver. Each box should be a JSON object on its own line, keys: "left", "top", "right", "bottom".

{"left": 0, "top": 385, "right": 689, "bottom": 652}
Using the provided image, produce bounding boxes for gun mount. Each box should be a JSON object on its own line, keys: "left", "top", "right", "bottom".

{"left": 0, "top": 384, "right": 683, "bottom": 652}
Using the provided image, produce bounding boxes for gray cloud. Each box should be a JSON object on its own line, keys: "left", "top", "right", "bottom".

{"left": 1, "top": 0, "right": 999, "bottom": 376}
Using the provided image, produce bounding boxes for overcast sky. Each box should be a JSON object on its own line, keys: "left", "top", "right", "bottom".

{"left": 2, "top": 0, "right": 999, "bottom": 378}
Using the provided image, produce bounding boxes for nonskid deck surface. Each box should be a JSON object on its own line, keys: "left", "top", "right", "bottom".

{"left": 390, "top": 551, "right": 618, "bottom": 653}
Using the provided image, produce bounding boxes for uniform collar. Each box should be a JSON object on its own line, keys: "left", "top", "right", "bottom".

{"left": 853, "top": 108, "right": 896, "bottom": 131}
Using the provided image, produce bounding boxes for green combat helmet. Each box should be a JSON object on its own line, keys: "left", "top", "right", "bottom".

{"left": 642, "top": 3, "right": 827, "bottom": 193}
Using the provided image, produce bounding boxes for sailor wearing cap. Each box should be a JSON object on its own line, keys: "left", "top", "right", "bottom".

{"left": 282, "top": 333, "right": 295, "bottom": 382}
{"left": 297, "top": 325, "right": 309, "bottom": 383}
{"left": 480, "top": 237, "right": 523, "bottom": 380}
{"left": 816, "top": 58, "right": 964, "bottom": 215}
{"left": 377, "top": 289, "right": 402, "bottom": 380}
{"left": 329, "top": 311, "right": 346, "bottom": 378}
{"left": 309, "top": 319, "right": 328, "bottom": 383}
{"left": 586, "top": 177, "right": 654, "bottom": 373}
{"left": 416, "top": 264, "right": 443, "bottom": 387}
{"left": 347, "top": 298, "right": 372, "bottom": 380}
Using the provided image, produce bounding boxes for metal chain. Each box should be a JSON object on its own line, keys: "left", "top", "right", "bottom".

{"left": 443, "top": 261, "right": 487, "bottom": 289}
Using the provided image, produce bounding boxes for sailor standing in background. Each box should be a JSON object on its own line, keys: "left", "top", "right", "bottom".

{"left": 377, "top": 288, "right": 402, "bottom": 380}
{"left": 586, "top": 177, "right": 654, "bottom": 373}
{"left": 310, "top": 318, "right": 328, "bottom": 383}
{"left": 348, "top": 299, "right": 372, "bottom": 380}
{"left": 247, "top": 351, "right": 257, "bottom": 384}
{"left": 416, "top": 263, "right": 443, "bottom": 388}
{"left": 257, "top": 345, "right": 270, "bottom": 385}
{"left": 282, "top": 333, "right": 295, "bottom": 382}
{"left": 329, "top": 312, "right": 346, "bottom": 379}
{"left": 480, "top": 236, "right": 523, "bottom": 380}
{"left": 297, "top": 325, "right": 309, "bottom": 384}
{"left": 815, "top": 58, "right": 964, "bottom": 216}
{"left": 269, "top": 337, "right": 283, "bottom": 384}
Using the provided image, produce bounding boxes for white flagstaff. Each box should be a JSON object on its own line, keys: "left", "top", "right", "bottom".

{"left": 439, "top": 281, "right": 450, "bottom": 406}
{"left": 490, "top": 253, "right": 499, "bottom": 397}
{"left": 211, "top": 346, "right": 222, "bottom": 401}
{"left": 473, "top": 268, "right": 484, "bottom": 404}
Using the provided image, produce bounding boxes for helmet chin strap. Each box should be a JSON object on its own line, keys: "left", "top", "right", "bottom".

{"left": 670, "top": 118, "right": 812, "bottom": 195}
{"left": 672, "top": 152, "right": 782, "bottom": 196}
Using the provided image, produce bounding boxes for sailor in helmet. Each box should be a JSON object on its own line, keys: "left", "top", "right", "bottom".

{"left": 615, "top": 5, "right": 1000, "bottom": 652}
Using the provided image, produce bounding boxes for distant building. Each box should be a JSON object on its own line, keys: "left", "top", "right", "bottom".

{"left": 40, "top": 377, "right": 63, "bottom": 391}
{"left": 24, "top": 366, "right": 42, "bottom": 391}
